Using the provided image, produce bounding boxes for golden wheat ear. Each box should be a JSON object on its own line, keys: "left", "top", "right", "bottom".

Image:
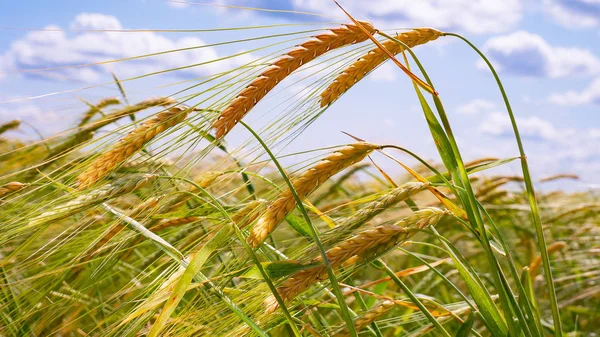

{"left": 320, "top": 28, "right": 444, "bottom": 107}
{"left": 77, "top": 106, "right": 190, "bottom": 190}
{"left": 333, "top": 300, "right": 395, "bottom": 337}
{"left": 266, "top": 208, "right": 448, "bottom": 312}
{"left": 247, "top": 142, "right": 381, "bottom": 247}
{"left": 212, "top": 21, "right": 376, "bottom": 139}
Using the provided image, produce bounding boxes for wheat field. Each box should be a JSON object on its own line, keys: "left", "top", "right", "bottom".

{"left": 0, "top": 3, "right": 598, "bottom": 337}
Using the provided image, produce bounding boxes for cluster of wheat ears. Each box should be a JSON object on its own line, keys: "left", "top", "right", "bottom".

{"left": 0, "top": 4, "right": 598, "bottom": 337}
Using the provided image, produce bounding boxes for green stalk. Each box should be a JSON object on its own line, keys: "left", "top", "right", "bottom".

{"left": 447, "top": 32, "right": 562, "bottom": 337}
{"left": 240, "top": 121, "right": 358, "bottom": 337}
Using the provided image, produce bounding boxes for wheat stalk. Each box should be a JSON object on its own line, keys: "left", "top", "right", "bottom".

{"left": 268, "top": 207, "right": 447, "bottom": 311}
{"left": 247, "top": 142, "right": 381, "bottom": 247}
{"left": 212, "top": 21, "right": 376, "bottom": 139}
{"left": 30, "top": 174, "right": 156, "bottom": 227}
{"left": 0, "top": 119, "right": 21, "bottom": 136}
{"left": 320, "top": 28, "right": 444, "bottom": 107}
{"left": 333, "top": 300, "right": 395, "bottom": 337}
{"left": 77, "top": 106, "right": 189, "bottom": 189}
{"left": 79, "top": 97, "right": 121, "bottom": 127}
{"left": 0, "top": 181, "right": 28, "bottom": 198}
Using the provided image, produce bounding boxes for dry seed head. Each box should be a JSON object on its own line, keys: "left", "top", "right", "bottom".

{"left": 212, "top": 21, "right": 376, "bottom": 138}
{"left": 30, "top": 174, "right": 156, "bottom": 227}
{"left": 320, "top": 28, "right": 444, "bottom": 107}
{"left": 248, "top": 142, "right": 381, "bottom": 247}
{"left": 268, "top": 207, "right": 447, "bottom": 311}
{"left": 0, "top": 119, "right": 21, "bottom": 135}
{"left": 334, "top": 300, "right": 395, "bottom": 337}
{"left": 0, "top": 181, "right": 28, "bottom": 198}
{"left": 77, "top": 106, "right": 189, "bottom": 189}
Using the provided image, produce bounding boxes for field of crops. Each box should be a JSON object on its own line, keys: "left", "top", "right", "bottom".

{"left": 0, "top": 4, "right": 598, "bottom": 336}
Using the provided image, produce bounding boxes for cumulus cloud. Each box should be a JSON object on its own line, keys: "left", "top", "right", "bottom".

{"left": 479, "top": 31, "right": 600, "bottom": 78}
{"left": 545, "top": 0, "right": 600, "bottom": 28}
{"left": 478, "top": 112, "right": 566, "bottom": 142}
{"left": 187, "top": 0, "right": 522, "bottom": 34}
{"left": 0, "top": 13, "right": 253, "bottom": 82}
{"left": 456, "top": 99, "right": 496, "bottom": 115}
{"left": 548, "top": 78, "right": 600, "bottom": 105}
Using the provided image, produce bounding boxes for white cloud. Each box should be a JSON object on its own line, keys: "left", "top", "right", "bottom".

{"left": 70, "top": 12, "right": 123, "bottom": 30}
{"left": 457, "top": 99, "right": 496, "bottom": 115}
{"left": 0, "top": 13, "right": 253, "bottom": 82}
{"left": 479, "top": 31, "right": 600, "bottom": 78}
{"left": 545, "top": 0, "right": 600, "bottom": 28}
{"left": 478, "top": 112, "right": 564, "bottom": 142}
{"left": 193, "top": 0, "right": 523, "bottom": 34}
{"left": 548, "top": 78, "right": 600, "bottom": 105}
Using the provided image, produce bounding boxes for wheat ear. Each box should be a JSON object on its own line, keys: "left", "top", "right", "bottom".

{"left": 341, "top": 182, "right": 427, "bottom": 230}
{"left": 268, "top": 208, "right": 447, "bottom": 311}
{"left": 248, "top": 142, "right": 381, "bottom": 247}
{"left": 212, "top": 21, "right": 376, "bottom": 138}
{"left": 77, "top": 106, "right": 189, "bottom": 189}
{"left": 333, "top": 300, "right": 395, "bottom": 337}
{"left": 529, "top": 241, "right": 567, "bottom": 276}
{"left": 30, "top": 174, "right": 156, "bottom": 227}
{"left": 0, "top": 181, "right": 28, "bottom": 198}
{"left": 79, "top": 97, "right": 121, "bottom": 127}
{"left": 232, "top": 199, "right": 267, "bottom": 229}
{"left": 0, "top": 119, "right": 21, "bottom": 136}
{"left": 320, "top": 28, "right": 444, "bottom": 107}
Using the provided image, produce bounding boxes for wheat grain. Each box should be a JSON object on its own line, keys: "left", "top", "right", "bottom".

{"left": 320, "top": 28, "right": 444, "bottom": 107}
{"left": 212, "top": 21, "right": 376, "bottom": 138}
{"left": 0, "top": 119, "right": 21, "bottom": 136}
{"left": 248, "top": 142, "right": 381, "bottom": 247}
{"left": 0, "top": 181, "right": 28, "bottom": 198}
{"left": 333, "top": 300, "right": 395, "bottom": 337}
{"left": 268, "top": 208, "right": 447, "bottom": 311}
{"left": 77, "top": 106, "right": 189, "bottom": 189}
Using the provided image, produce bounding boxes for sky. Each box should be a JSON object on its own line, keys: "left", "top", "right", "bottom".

{"left": 0, "top": 0, "right": 598, "bottom": 191}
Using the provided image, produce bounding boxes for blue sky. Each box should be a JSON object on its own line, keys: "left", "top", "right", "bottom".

{"left": 0, "top": 0, "right": 598, "bottom": 190}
